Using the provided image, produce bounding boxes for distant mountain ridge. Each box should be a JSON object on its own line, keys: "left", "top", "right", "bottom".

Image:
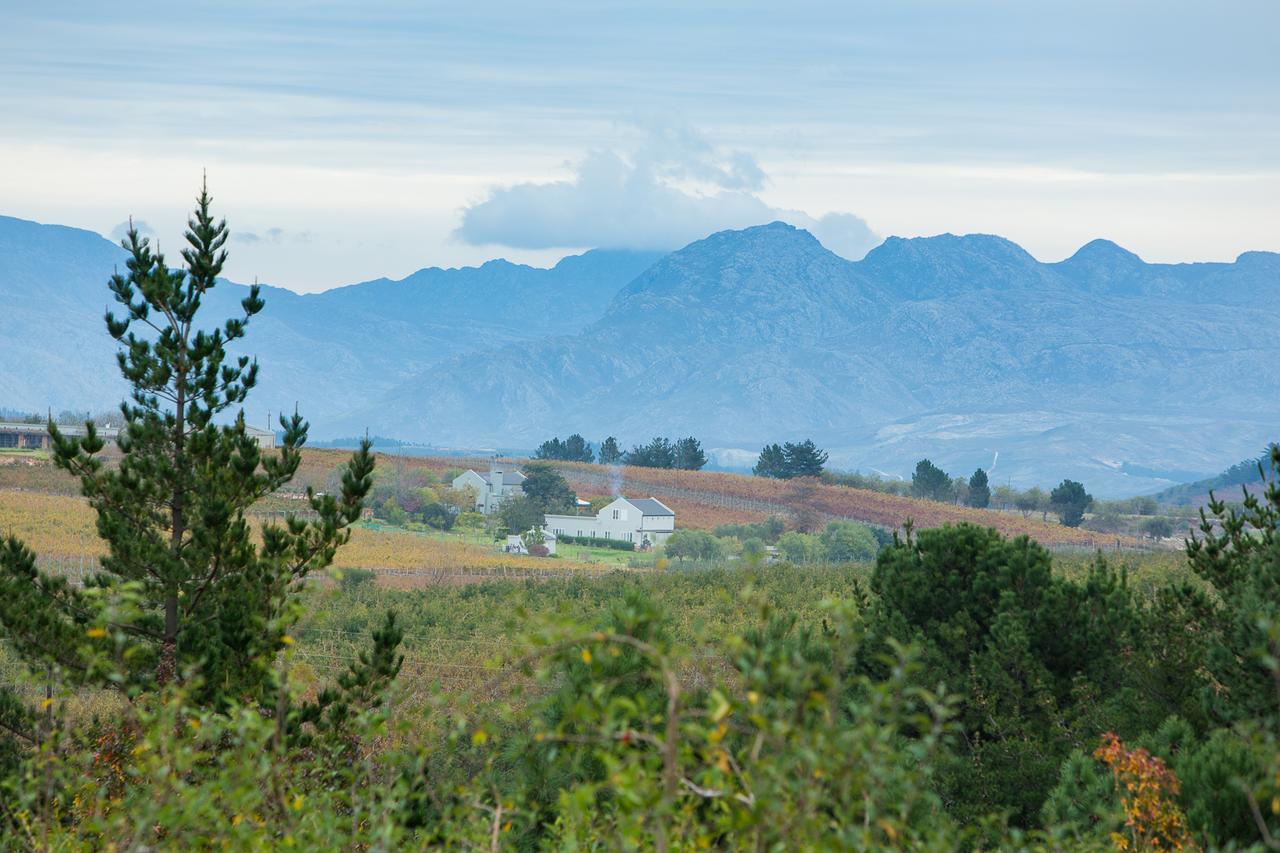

{"left": 1, "top": 214, "right": 1277, "bottom": 496}
{"left": 336, "top": 222, "right": 1280, "bottom": 496}
{"left": 0, "top": 214, "right": 661, "bottom": 427}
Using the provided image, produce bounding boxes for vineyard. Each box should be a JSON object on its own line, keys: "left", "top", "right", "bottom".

{"left": 0, "top": 490, "right": 610, "bottom": 587}
{"left": 282, "top": 449, "right": 1129, "bottom": 546}
{"left": 550, "top": 460, "right": 1144, "bottom": 548}
{"left": 1, "top": 447, "right": 1144, "bottom": 567}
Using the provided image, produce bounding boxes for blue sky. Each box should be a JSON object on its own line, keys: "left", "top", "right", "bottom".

{"left": 1, "top": 1, "right": 1276, "bottom": 291}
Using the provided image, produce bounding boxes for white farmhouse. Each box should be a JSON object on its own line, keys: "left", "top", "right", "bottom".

{"left": 451, "top": 461, "right": 527, "bottom": 515}
{"left": 544, "top": 496, "right": 675, "bottom": 549}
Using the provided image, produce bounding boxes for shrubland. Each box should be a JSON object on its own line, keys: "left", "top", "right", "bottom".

{"left": 2, "top": 187, "right": 1278, "bottom": 847}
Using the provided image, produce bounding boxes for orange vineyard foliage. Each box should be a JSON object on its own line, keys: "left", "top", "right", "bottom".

{"left": 1094, "top": 732, "right": 1198, "bottom": 851}
{"left": 554, "top": 460, "right": 1137, "bottom": 546}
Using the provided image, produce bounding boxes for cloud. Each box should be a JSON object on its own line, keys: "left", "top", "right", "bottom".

{"left": 232, "top": 226, "right": 287, "bottom": 245}
{"left": 107, "top": 219, "right": 156, "bottom": 243}
{"left": 454, "top": 128, "right": 880, "bottom": 260}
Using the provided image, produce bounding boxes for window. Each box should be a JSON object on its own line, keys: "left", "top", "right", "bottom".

{"left": 605, "top": 531, "right": 611, "bottom": 539}
{"left": 612, "top": 509, "right": 619, "bottom": 519}
{"left": 627, "top": 532, "right": 633, "bottom": 541}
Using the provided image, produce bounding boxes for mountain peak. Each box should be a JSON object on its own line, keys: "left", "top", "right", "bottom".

{"left": 857, "top": 232, "right": 1045, "bottom": 298}
{"left": 1063, "top": 238, "right": 1144, "bottom": 266}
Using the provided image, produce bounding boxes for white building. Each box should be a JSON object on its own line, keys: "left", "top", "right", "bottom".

{"left": 451, "top": 461, "right": 527, "bottom": 515}
{"left": 505, "top": 528, "right": 558, "bottom": 556}
{"left": 544, "top": 496, "right": 675, "bottom": 549}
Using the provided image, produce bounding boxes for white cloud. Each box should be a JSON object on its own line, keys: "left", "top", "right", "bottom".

{"left": 107, "top": 219, "right": 156, "bottom": 243}
{"left": 232, "top": 226, "right": 287, "bottom": 245}
{"left": 454, "top": 128, "right": 880, "bottom": 259}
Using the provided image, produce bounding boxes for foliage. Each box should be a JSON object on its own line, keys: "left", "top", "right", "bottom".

{"left": 1094, "top": 732, "right": 1196, "bottom": 851}
{"left": 336, "top": 567, "right": 376, "bottom": 591}
{"left": 713, "top": 516, "right": 786, "bottom": 543}
{"left": 777, "top": 531, "right": 822, "bottom": 563}
{"left": 864, "top": 523, "right": 1142, "bottom": 826}
{"left": 911, "top": 458, "right": 953, "bottom": 501}
{"left": 672, "top": 436, "right": 707, "bottom": 471}
{"left": 663, "top": 530, "right": 725, "bottom": 562}
{"left": 819, "top": 520, "right": 879, "bottom": 562}
{"left": 967, "top": 467, "right": 991, "bottom": 508}
{"left": 626, "top": 436, "right": 676, "bottom": 468}
{"left": 520, "top": 462, "right": 577, "bottom": 512}
{"left": 753, "top": 442, "right": 787, "bottom": 478}
{"left": 753, "top": 439, "right": 827, "bottom": 479}
{"left": 419, "top": 501, "right": 456, "bottom": 530}
{"left": 598, "top": 436, "right": 623, "bottom": 465}
{"left": 0, "top": 186, "right": 377, "bottom": 714}
{"left": 497, "top": 495, "right": 546, "bottom": 536}
{"left": 534, "top": 434, "right": 594, "bottom": 463}
{"left": 1185, "top": 443, "right": 1280, "bottom": 727}
{"left": 1051, "top": 479, "right": 1094, "bottom": 527}
{"left": 554, "top": 533, "right": 637, "bottom": 552}
{"left": 1142, "top": 516, "right": 1174, "bottom": 540}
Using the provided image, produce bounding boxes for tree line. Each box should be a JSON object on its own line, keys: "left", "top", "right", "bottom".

{"left": 752, "top": 439, "right": 829, "bottom": 478}
{"left": 534, "top": 433, "right": 707, "bottom": 470}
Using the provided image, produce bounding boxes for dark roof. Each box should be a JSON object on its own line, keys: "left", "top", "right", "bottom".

{"left": 625, "top": 497, "right": 674, "bottom": 517}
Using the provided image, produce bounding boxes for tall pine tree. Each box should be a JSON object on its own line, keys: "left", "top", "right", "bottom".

{"left": 754, "top": 443, "right": 788, "bottom": 478}
{"left": 783, "top": 440, "right": 828, "bottom": 477}
{"left": 598, "top": 436, "right": 623, "bottom": 465}
{"left": 0, "top": 182, "right": 382, "bottom": 712}
{"left": 967, "top": 468, "right": 991, "bottom": 508}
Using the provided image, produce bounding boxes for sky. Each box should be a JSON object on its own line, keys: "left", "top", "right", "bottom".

{"left": 1, "top": 1, "right": 1277, "bottom": 292}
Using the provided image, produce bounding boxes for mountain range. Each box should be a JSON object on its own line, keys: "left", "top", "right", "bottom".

{"left": 2, "top": 214, "right": 1277, "bottom": 497}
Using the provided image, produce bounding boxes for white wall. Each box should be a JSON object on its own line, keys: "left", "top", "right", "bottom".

{"left": 544, "top": 498, "right": 674, "bottom": 546}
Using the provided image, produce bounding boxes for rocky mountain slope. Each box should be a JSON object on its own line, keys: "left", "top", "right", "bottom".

{"left": 341, "top": 223, "right": 1279, "bottom": 496}
{"left": 0, "top": 214, "right": 660, "bottom": 425}
{"left": 2, "top": 214, "right": 1276, "bottom": 495}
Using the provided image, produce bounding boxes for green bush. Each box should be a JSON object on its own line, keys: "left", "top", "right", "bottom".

{"left": 555, "top": 533, "right": 636, "bottom": 551}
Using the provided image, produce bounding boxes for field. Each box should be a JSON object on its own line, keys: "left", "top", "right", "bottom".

{"left": 281, "top": 447, "right": 1148, "bottom": 546}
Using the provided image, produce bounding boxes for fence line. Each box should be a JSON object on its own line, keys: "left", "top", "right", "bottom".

{"left": 31, "top": 554, "right": 648, "bottom": 588}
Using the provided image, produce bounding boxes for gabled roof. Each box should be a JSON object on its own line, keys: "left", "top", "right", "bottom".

{"left": 621, "top": 497, "right": 674, "bottom": 517}
{"left": 458, "top": 468, "right": 527, "bottom": 486}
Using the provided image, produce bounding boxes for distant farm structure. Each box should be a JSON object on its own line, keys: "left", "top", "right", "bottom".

{"left": 0, "top": 421, "right": 275, "bottom": 450}
{"left": 451, "top": 461, "right": 526, "bottom": 514}
{"left": 545, "top": 496, "right": 676, "bottom": 549}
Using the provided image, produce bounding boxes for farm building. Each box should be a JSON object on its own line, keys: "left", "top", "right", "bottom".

{"left": 504, "top": 528, "right": 558, "bottom": 556}
{"left": 0, "top": 421, "right": 274, "bottom": 450}
{"left": 0, "top": 422, "right": 57, "bottom": 450}
{"left": 544, "top": 496, "right": 675, "bottom": 549}
{"left": 451, "top": 461, "right": 526, "bottom": 515}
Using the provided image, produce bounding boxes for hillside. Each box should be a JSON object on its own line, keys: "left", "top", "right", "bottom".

{"left": 1152, "top": 450, "right": 1274, "bottom": 506}
{"left": 3, "top": 215, "right": 1277, "bottom": 496}
{"left": 0, "top": 214, "right": 661, "bottom": 426}
{"left": 347, "top": 223, "right": 1280, "bottom": 496}
{"left": 278, "top": 449, "right": 1138, "bottom": 548}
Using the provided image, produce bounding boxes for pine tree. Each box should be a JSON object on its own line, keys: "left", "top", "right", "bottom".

{"left": 967, "top": 468, "right": 991, "bottom": 508}
{"left": 626, "top": 437, "right": 675, "bottom": 468}
{"left": 673, "top": 436, "right": 707, "bottom": 470}
{"left": 783, "top": 440, "right": 828, "bottom": 478}
{"left": 0, "top": 183, "right": 380, "bottom": 711}
{"left": 563, "top": 433, "right": 594, "bottom": 463}
{"left": 910, "top": 459, "right": 953, "bottom": 502}
{"left": 534, "top": 437, "right": 566, "bottom": 460}
{"left": 1049, "top": 479, "right": 1092, "bottom": 527}
{"left": 598, "top": 436, "right": 623, "bottom": 465}
{"left": 754, "top": 443, "right": 788, "bottom": 478}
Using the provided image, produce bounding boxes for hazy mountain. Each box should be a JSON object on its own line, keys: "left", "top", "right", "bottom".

{"left": 0, "top": 215, "right": 661, "bottom": 424}
{"left": 340, "top": 223, "right": 1280, "bottom": 496}
{"left": 3, "top": 214, "right": 1277, "bottom": 496}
